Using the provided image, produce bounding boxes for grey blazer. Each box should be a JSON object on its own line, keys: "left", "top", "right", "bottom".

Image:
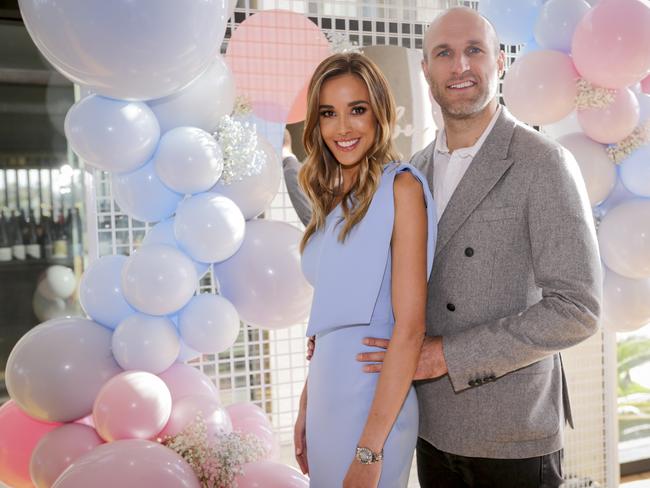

{"left": 284, "top": 107, "right": 602, "bottom": 459}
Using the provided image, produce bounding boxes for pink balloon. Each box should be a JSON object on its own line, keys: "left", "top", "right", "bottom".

{"left": 51, "top": 439, "right": 200, "bottom": 488}
{"left": 577, "top": 88, "right": 640, "bottom": 143}
{"left": 642, "top": 74, "right": 650, "bottom": 95}
{"left": 227, "top": 403, "right": 278, "bottom": 460}
{"left": 30, "top": 424, "right": 103, "bottom": 488}
{"left": 158, "top": 363, "right": 219, "bottom": 403}
{"left": 503, "top": 50, "right": 579, "bottom": 125}
{"left": 225, "top": 10, "right": 331, "bottom": 121}
{"left": 235, "top": 461, "right": 308, "bottom": 488}
{"left": 287, "top": 81, "right": 309, "bottom": 124}
{"left": 571, "top": 0, "right": 650, "bottom": 89}
{"left": 159, "top": 394, "right": 232, "bottom": 440}
{"left": 92, "top": 371, "right": 172, "bottom": 442}
{"left": 0, "top": 400, "right": 60, "bottom": 488}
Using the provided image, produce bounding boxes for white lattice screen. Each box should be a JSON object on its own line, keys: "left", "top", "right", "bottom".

{"left": 85, "top": 1, "right": 615, "bottom": 486}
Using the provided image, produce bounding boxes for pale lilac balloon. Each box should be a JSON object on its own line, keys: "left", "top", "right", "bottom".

{"left": 159, "top": 394, "right": 232, "bottom": 440}
{"left": 503, "top": 50, "right": 578, "bottom": 125}
{"left": 598, "top": 199, "right": 650, "bottom": 279}
{"left": 79, "top": 255, "right": 135, "bottom": 329}
{"left": 596, "top": 176, "right": 637, "bottom": 216}
{"left": 121, "top": 244, "right": 198, "bottom": 316}
{"left": 557, "top": 133, "right": 616, "bottom": 205}
{"left": 111, "top": 159, "right": 183, "bottom": 223}
{"left": 542, "top": 111, "right": 581, "bottom": 140}
{"left": 92, "top": 371, "right": 172, "bottom": 442}
{"left": 577, "top": 88, "right": 640, "bottom": 144}
{"left": 215, "top": 220, "right": 313, "bottom": 329}
{"left": 148, "top": 56, "right": 236, "bottom": 133}
{"left": 174, "top": 193, "right": 246, "bottom": 263}
{"left": 620, "top": 145, "right": 650, "bottom": 197}
{"left": 572, "top": 0, "right": 650, "bottom": 89}
{"left": 30, "top": 424, "right": 103, "bottom": 488}
{"left": 64, "top": 95, "right": 159, "bottom": 173}
{"left": 112, "top": 314, "right": 180, "bottom": 374}
{"left": 212, "top": 136, "right": 282, "bottom": 219}
{"left": 235, "top": 461, "right": 308, "bottom": 488}
{"left": 154, "top": 127, "right": 224, "bottom": 195}
{"left": 158, "top": 363, "right": 219, "bottom": 402}
{"left": 534, "top": 0, "right": 591, "bottom": 52}
{"left": 141, "top": 219, "right": 209, "bottom": 278}
{"left": 602, "top": 267, "right": 650, "bottom": 332}
{"left": 176, "top": 339, "right": 202, "bottom": 363}
{"left": 51, "top": 439, "right": 200, "bottom": 488}
{"left": 6, "top": 317, "right": 122, "bottom": 422}
{"left": 178, "top": 294, "right": 240, "bottom": 354}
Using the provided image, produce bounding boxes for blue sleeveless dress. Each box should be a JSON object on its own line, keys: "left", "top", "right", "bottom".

{"left": 301, "top": 162, "right": 436, "bottom": 487}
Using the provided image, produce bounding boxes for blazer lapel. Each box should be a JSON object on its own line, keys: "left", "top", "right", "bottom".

{"left": 434, "top": 108, "right": 518, "bottom": 259}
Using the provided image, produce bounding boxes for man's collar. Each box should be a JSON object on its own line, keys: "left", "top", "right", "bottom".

{"left": 434, "top": 105, "right": 503, "bottom": 158}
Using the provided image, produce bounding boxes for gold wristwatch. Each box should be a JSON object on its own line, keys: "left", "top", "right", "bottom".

{"left": 355, "top": 446, "right": 384, "bottom": 464}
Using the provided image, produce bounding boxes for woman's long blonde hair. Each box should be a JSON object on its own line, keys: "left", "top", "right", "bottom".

{"left": 299, "top": 52, "right": 399, "bottom": 252}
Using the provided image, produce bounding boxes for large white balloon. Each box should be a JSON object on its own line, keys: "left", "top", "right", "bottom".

{"left": 212, "top": 136, "right": 282, "bottom": 219}
{"left": 174, "top": 193, "right": 245, "bottom": 263}
{"left": 112, "top": 314, "right": 180, "bottom": 373}
{"left": 121, "top": 244, "right": 198, "bottom": 316}
{"left": 557, "top": 133, "right": 616, "bottom": 206}
{"left": 154, "top": 127, "right": 224, "bottom": 195}
{"left": 111, "top": 160, "right": 183, "bottom": 223}
{"left": 79, "top": 255, "right": 135, "bottom": 329}
{"left": 602, "top": 267, "right": 650, "bottom": 332}
{"left": 18, "top": 0, "right": 228, "bottom": 100}
{"left": 65, "top": 96, "right": 159, "bottom": 173}
{"left": 215, "top": 220, "right": 313, "bottom": 329}
{"left": 178, "top": 294, "right": 240, "bottom": 353}
{"left": 37, "top": 265, "right": 76, "bottom": 300}
{"left": 598, "top": 199, "right": 650, "bottom": 279}
{"left": 148, "top": 57, "right": 236, "bottom": 133}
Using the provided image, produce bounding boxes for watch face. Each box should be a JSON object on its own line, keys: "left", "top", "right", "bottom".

{"left": 358, "top": 448, "right": 373, "bottom": 463}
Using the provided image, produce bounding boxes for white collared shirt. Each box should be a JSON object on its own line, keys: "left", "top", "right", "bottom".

{"left": 433, "top": 105, "right": 502, "bottom": 222}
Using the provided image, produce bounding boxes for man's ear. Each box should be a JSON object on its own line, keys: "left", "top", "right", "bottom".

{"left": 497, "top": 49, "right": 506, "bottom": 78}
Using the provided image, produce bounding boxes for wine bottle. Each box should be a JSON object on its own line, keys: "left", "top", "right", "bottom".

{"left": 53, "top": 211, "right": 68, "bottom": 259}
{"left": 11, "top": 213, "right": 26, "bottom": 260}
{"left": 0, "top": 213, "right": 12, "bottom": 262}
{"left": 26, "top": 213, "right": 41, "bottom": 259}
{"left": 41, "top": 216, "right": 54, "bottom": 261}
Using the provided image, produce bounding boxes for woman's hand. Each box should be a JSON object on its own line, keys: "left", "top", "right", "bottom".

{"left": 294, "top": 384, "right": 309, "bottom": 474}
{"left": 342, "top": 459, "right": 381, "bottom": 488}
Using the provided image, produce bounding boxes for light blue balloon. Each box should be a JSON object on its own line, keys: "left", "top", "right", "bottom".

{"left": 620, "top": 145, "right": 650, "bottom": 197}
{"left": 19, "top": 0, "right": 228, "bottom": 100}
{"left": 637, "top": 92, "right": 650, "bottom": 121}
{"left": 478, "top": 0, "right": 544, "bottom": 46}
{"left": 111, "top": 159, "right": 183, "bottom": 223}
{"left": 6, "top": 317, "right": 122, "bottom": 422}
{"left": 142, "top": 219, "right": 209, "bottom": 278}
{"left": 65, "top": 95, "right": 159, "bottom": 173}
{"left": 112, "top": 314, "right": 180, "bottom": 374}
{"left": 153, "top": 127, "right": 223, "bottom": 195}
{"left": 178, "top": 294, "right": 240, "bottom": 354}
{"left": 79, "top": 255, "right": 136, "bottom": 329}
{"left": 174, "top": 193, "right": 245, "bottom": 263}
{"left": 533, "top": 0, "right": 591, "bottom": 52}
{"left": 169, "top": 314, "right": 202, "bottom": 362}
{"left": 518, "top": 38, "right": 541, "bottom": 58}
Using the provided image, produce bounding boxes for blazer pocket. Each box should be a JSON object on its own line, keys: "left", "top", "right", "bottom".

{"left": 470, "top": 206, "right": 519, "bottom": 223}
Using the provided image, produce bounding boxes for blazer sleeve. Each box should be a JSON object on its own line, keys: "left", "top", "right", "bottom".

{"left": 442, "top": 146, "right": 603, "bottom": 393}
{"left": 283, "top": 155, "right": 312, "bottom": 227}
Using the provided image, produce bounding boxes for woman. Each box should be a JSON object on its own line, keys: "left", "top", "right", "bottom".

{"left": 293, "top": 53, "right": 436, "bottom": 487}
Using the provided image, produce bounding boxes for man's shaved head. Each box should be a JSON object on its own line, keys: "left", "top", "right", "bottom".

{"left": 423, "top": 7, "right": 500, "bottom": 63}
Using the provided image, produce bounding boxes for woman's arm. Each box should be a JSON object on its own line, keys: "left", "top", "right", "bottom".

{"left": 294, "top": 378, "right": 309, "bottom": 474}
{"left": 343, "top": 171, "right": 428, "bottom": 486}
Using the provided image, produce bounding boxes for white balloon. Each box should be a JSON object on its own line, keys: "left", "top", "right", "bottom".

{"left": 215, "top": 220, "right": 313, "bottom": 329}
{"left": 112, "top": 314, "right": 180, "bottom": 373}
{"left": 178, "top": 294, "right": 240, "bottom": 353}
{"left": 65, "top": 95, "right": 159, "bottom": 173}
{"left": 38, "top": 265, "right": 77, "bottom": 300}
{"left": 602, "top": 267, "right": 650, "bottom": 332}
{"left": 174, "top": 193, "right": 245, "bottom": 263}
{"left": 148, "top": 57, "right": 236, "bottom": 133}
{"left": 154, "top": 127, "right": 224, "bottom": 195}
{"left": 121, "top": 244, "right": 198, "bottom": 316}
{"left": 212, "top": 136, "right": 282, "bottom": 219}
{"left": 542, "top": 111, "right": 581, "bottom": 140}
{"left": 598, "top": 199, "right": 650, "bottom": 279}
{"left": 32, "top": 292, "right": 67, "bottom": 323}
{"left": 19, "top": 0, "right": 228, "bottom": 100}
{"left": 557, "top": 133, "right": 616, "bottom": 206}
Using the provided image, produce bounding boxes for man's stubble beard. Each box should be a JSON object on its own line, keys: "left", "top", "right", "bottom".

{"left": 428, "top": 73, "right": 498, "bottom": 121}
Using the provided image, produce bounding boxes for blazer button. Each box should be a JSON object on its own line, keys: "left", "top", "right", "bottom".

{"left": 468, "top": 379, "right": 476, "bottom": 387}
{"left": 446, "top": 303, "right": 456, "bottom": 312}
{"left": 474, "top": 378, "right": 483, "bottom": 385}
{"left": 464, "top": 247, "right": 474, "bottom": 257}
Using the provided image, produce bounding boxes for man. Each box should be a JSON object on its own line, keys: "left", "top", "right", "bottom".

{"left": 285, "top": 7, "right": 601, "bottom": 487}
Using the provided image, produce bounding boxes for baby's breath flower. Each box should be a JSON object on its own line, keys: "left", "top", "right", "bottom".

{"left": 575, "top": 78, "right": 616, "bottom": 110}
{"left": 606, "top": 120, "right": 650, "bottom": 164}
